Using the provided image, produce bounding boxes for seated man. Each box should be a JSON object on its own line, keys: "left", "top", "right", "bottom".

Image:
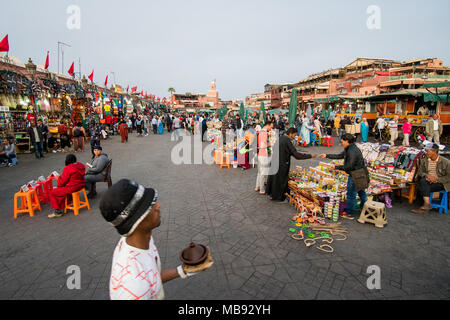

{"left": 85, "top": 145, "right": 110, "bottom": 198}
{"left": 0, "top": 138, "right": 16, "bottom": 166}
{"left": 412, "top": 143, "right": 450, "bottom": 214}
{"left": 48, "top": 154, "right": 86, "bottom": 218}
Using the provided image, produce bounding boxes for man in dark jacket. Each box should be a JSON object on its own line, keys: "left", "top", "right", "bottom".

{"left": 85, "top": 146, "right": 110, "bottom": 198}
{"left": 267, "top": 127, "right": 316, "bottom": 202}
{"left": 28, "top": 121, "right": 44, "bottom": 159}
{"left": 38, "top": 119, "right": 49, "bottom": 153}
{"left": 201, "top": 116, "right": 207, "bottom": 142}
{"left": 320, "top": 133, "right": 368, "bottom": 216}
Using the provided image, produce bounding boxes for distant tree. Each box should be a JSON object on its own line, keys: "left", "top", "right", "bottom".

{"left": 168, "top": 87, "right": 176, "bottom": 96}
{"left": 205, "top": 104, "right": 212, "bottom": 108}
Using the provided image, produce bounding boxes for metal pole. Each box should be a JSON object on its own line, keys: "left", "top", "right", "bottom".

{"left": 111, "top": 72, "right": 116, "bottom": 86}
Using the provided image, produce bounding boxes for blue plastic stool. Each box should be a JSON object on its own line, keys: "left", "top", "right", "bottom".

{"left": 310, "top": 132, "right": 320, "bottom": 147}
{"left": 429, "top": 190, "right": 448, "bottom": 214}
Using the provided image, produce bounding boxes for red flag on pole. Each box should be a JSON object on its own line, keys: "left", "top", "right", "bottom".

{"left": 126, "top": 85, "right": 129, "bottom": 93}
{"left": 44, "top": 51, "right": 49, "bottom": 70}
{"left": 88, "top": 70, "right": 94, "bottom": 82}
{"left": 0, "top": 35, "right": 9, "bottom": 52}
{"left": 104, "top": 75, "right": 108, "bottom": 87}
{"left": 131, "top": 86, "right": 137, "bottom": 93}
{"left": 140, "top": 91, "right": 143, "bottom": 96}
{"left": 68, "top": 62, "right": 75, "bottom": 77}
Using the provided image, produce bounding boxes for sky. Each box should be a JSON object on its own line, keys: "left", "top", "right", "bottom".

{"left": 1, "top": 0, "right": 449, "bottom": 101}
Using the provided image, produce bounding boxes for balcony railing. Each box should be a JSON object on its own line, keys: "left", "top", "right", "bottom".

{"left": 388, "top": 74, "right": 450, "bottom": 81}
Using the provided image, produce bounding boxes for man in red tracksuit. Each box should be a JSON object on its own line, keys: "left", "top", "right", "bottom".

{"left": 48, "top": 154, "right": 86, "bottom": 218}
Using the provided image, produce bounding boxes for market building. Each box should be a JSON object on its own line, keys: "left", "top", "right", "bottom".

{"left": 0, "top": 55, "right": 152, "bottom": 153}
{"left": 170, "top": 80, "right": 221, "bottom": 112}
{"left": 245, "top": 92, "right": 271, "bottom": 109}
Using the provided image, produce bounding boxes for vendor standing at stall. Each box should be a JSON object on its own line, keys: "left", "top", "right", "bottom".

{"left": 267, "top": 127, "right": 316, "bottom": 202}
{"left": 320, "top": 133, "right": 369, "bottom": 217}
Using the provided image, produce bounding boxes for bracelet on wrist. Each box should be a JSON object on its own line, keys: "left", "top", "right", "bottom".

{"left": 177, "top": 265, "right": 187, "bottom": 279}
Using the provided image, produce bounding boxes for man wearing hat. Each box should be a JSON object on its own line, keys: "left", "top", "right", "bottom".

{"left": 100, "top": 179, "right": 213, "bottom": 300}
{"left": 412, "top": 143, "right": 450, "bottom": 214}
{"left": 85, "top": 145, "right": 109, "bottom": 198}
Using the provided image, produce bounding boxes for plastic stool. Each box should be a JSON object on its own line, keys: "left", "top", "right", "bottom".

{"left": 310, "top": 132, "right": 320, "bottom": 147}
{"left": 35, "top": 182, "right": 49, "bottom": 204}
{"left": 214, "top": 150, "right": 224, "bottom": 165}
{"left": 357, "top": 200, "right": 387, "bottom": 228}
{"left": 14, "top": 189, "right": 41, "bottom": 219}
{"left": 64, "top": 188, "right": 91, "bottom": 216}
{"left": 429, "top": 190, "right": 448, "bottom": 214}
{"left": 220, "top": 153, "right": 231, "bottom": 168}
{"left": 323, "top": 136, "right": 334, "bottom": 147}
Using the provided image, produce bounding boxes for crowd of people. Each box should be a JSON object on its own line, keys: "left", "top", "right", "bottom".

{"left": 4, "top": 106, "right": 447, "bottom": 300}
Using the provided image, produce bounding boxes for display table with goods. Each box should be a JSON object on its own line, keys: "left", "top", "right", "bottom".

{"left": 206, "top": 119, "right": 222, "bottom": 143}
{"left": 287, "top": 143, "right": 427, "bottom": 225}
{"left": 0, "top": 106, "right": 14, "bottom": 141}
{"left": 356, "top": 142, "right": 423, "bottom": 204}
{"left": 12, "top": 109, "right": 31, "bottom": 153}
{"left": 287, "top": 164, "right": 350, "bottom": 254}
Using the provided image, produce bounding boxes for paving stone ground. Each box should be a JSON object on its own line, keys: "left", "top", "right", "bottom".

{"left": 0, "top": 132, "right": 449, "bottom": 300}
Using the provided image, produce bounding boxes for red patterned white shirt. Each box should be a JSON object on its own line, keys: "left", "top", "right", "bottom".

{"left": 110, "top": 236, "right": 165, "bottom": 300}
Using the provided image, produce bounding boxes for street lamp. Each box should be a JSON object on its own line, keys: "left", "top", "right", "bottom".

{"left": 24, "top": 58, "right": 38, "bottom": 124}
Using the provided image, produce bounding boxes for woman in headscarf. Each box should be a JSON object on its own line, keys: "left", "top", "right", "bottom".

{"left": 314, "top": 117, "right": 323, "bottom": 138}
{"left": 361, "top": 118, "right": 369, "bottom": 143}
{"left": 158, "top": 117, "right": 164, "bottom": 134}
{"left": 300, "top": 117, "right": 313, "bottom": 146}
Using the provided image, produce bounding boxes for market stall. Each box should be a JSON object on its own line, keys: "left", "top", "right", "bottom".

{"left": 287, "top": 142, "right": 429, "bottom": 221}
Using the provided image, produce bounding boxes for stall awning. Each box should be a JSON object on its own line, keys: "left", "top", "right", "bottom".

{"left": 313, "top": 96, "right": 342, "bottom": 102}
{"left": 422, "top": 81, "right": 450, "bottom": 89}
{"left": 267, "top": 108, "right": 289, "bottom": 115}
{"left": 423, "top": 92, "right": 450, "bottom": 102}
